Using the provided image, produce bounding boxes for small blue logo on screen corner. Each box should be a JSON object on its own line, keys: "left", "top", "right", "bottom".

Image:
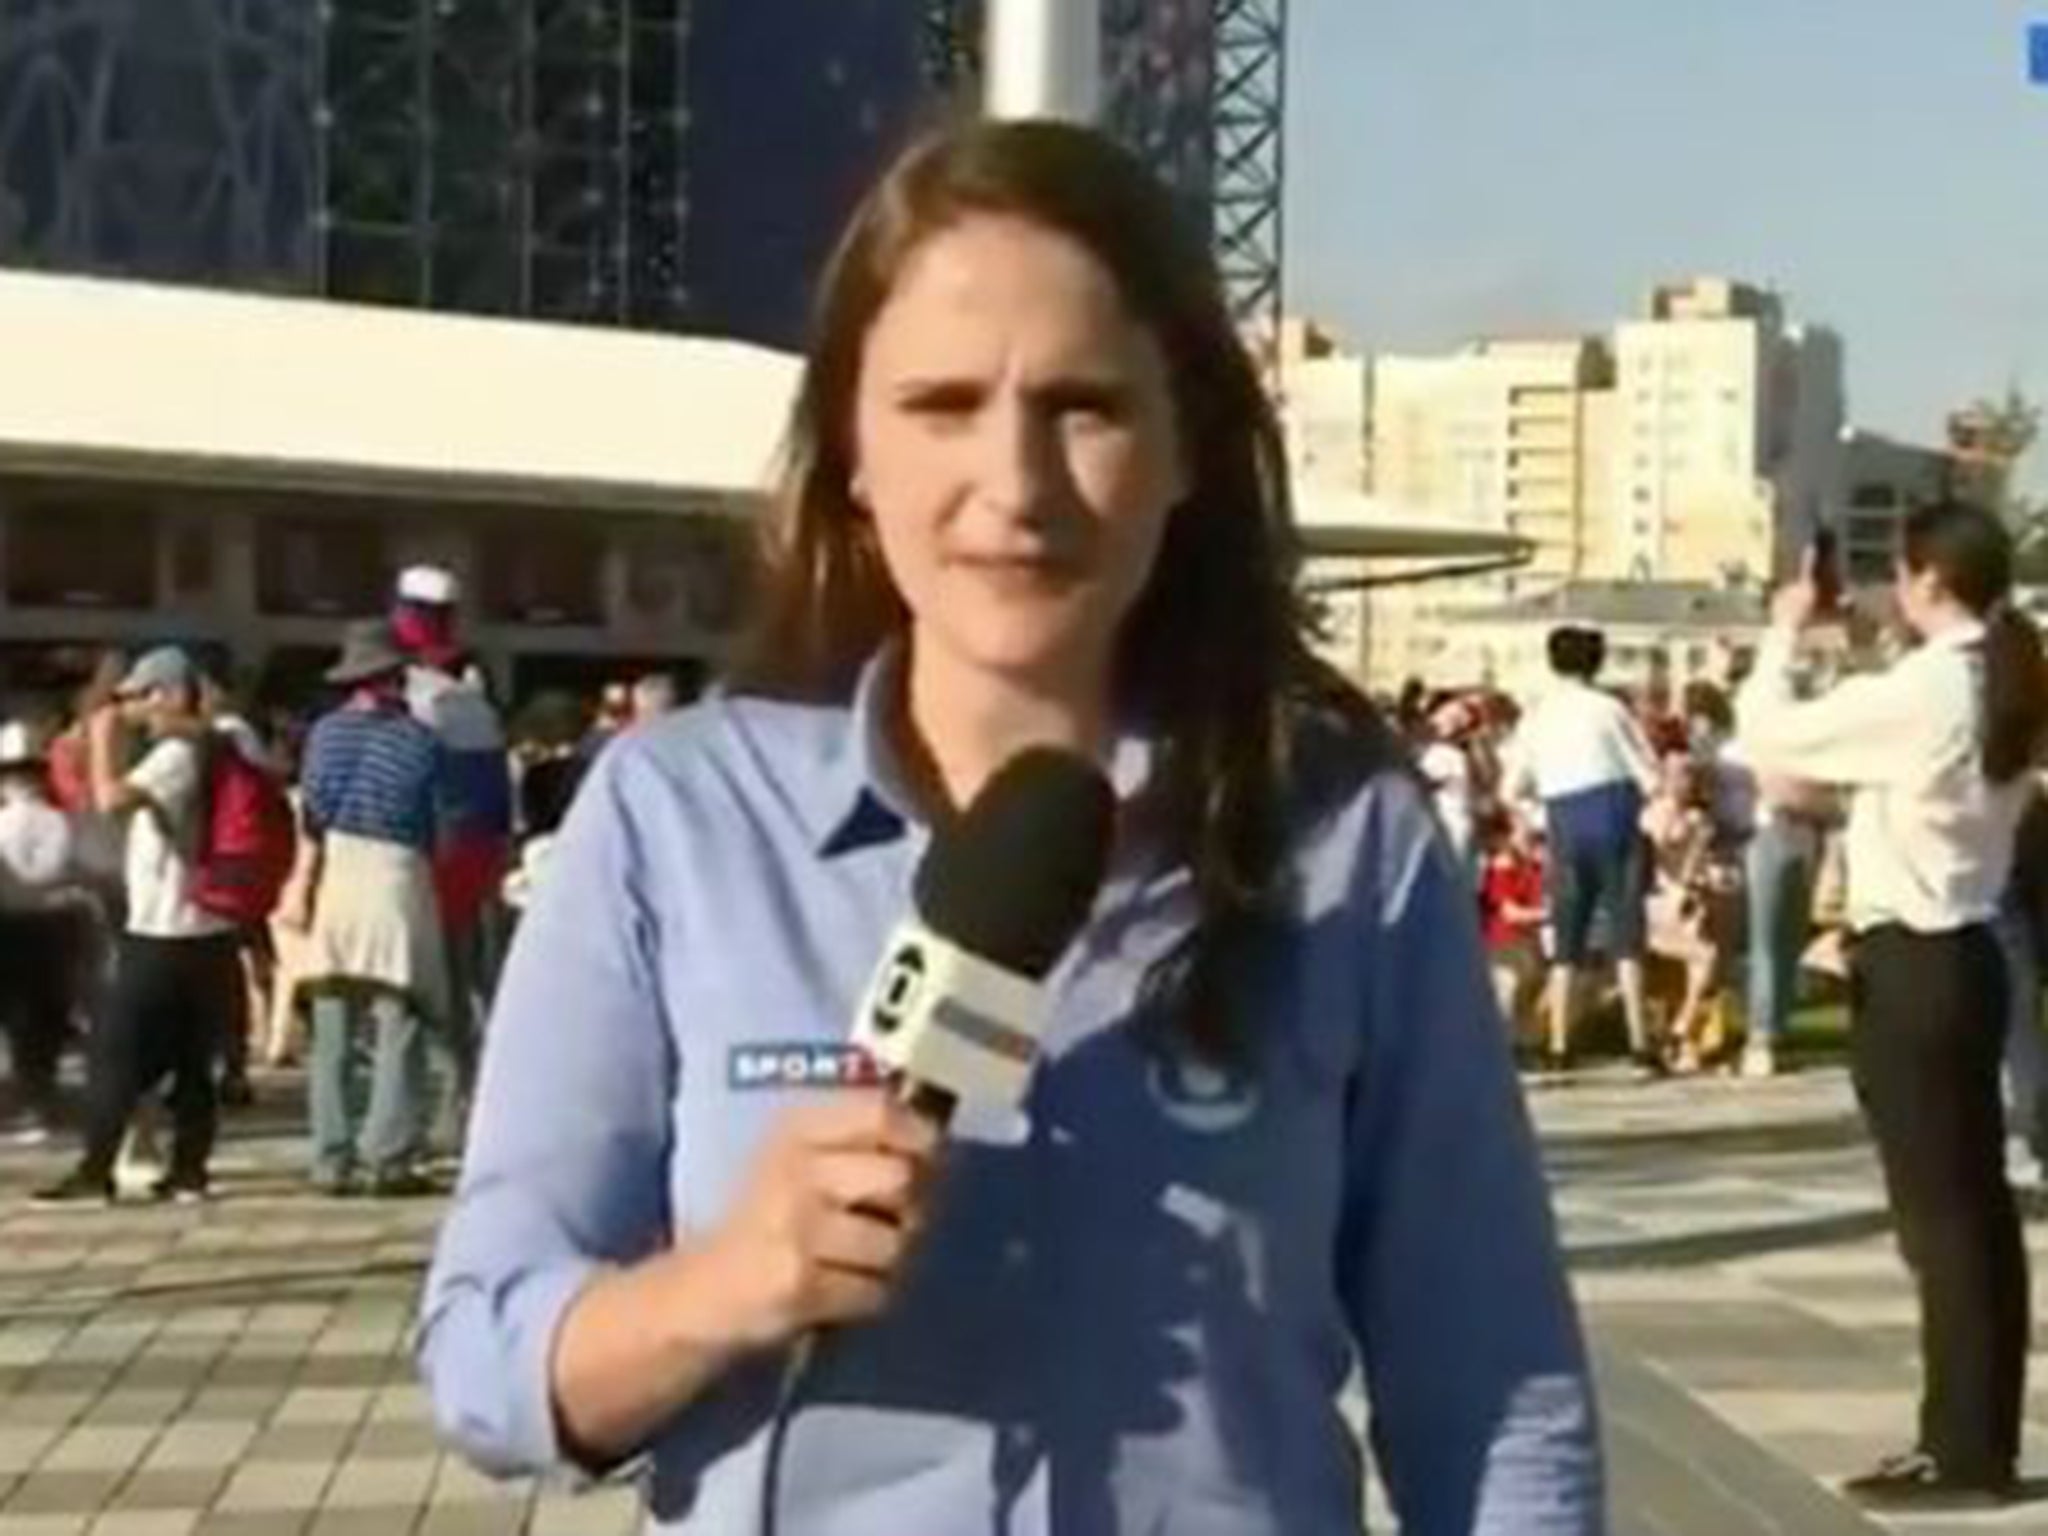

{"left": 2031, "top": 22, "right": 2048, "bottom": 85}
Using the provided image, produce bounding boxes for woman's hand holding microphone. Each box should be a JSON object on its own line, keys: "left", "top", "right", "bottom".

{"left": 549, "top": 1091, "right": 939, "bottom": 1462}
{"left": 699, "top": 1092, "right": 942, "bottom": 1345}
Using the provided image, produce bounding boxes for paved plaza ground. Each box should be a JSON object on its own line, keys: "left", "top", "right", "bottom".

{"left": 4, "top": 1066, "right": 2048, "bottom": 1533}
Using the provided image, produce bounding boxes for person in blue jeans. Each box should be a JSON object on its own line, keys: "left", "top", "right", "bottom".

{"left": 288, "top": 620, "right": 448, "bottom": 1197}
{"left": 1742, "top": 809, "right": 1821, "bottom": 1076}
{"left": 1504, "top": 625, "right": 1661, "bottom": 1073}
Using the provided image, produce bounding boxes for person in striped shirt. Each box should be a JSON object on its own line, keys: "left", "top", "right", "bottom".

{"left": 287, "top": 619, "right": 448, "bottom": 1197}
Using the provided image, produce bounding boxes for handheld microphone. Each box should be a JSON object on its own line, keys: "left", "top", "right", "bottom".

{"left": 759, "top": 747, "right": 1117, "bottom": 1536}
{"left": 851, "top": 746, "right": 1117, "bottom": 1126}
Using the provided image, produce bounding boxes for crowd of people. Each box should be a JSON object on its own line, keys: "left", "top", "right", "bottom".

{"left": 1401, "top": 622, "right": 2048, "bottom": 1118}
{"left": 7, "top": 570, "right": 2043, "bottom": 1192}
{"left": 0, "top": 113, "right": 2041, "bottom": 1526}
{"left": 0, "top": 564, "right": 677, "bottom": 1201}
{"left": 1397, "top": 633, "right": 1807, "bottom": 1078}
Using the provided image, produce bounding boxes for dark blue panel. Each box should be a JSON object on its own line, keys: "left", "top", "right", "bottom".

{"left": 681, "top": 0, "right": 931, "bottom": 346}
{"left": 0, "top": 0, "right": 318, "bottom": 290}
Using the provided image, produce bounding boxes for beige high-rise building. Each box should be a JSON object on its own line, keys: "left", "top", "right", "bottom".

{"left": 1603, "top": 278, "right": 1842, "bottom": 586}
{"left": 1274, "top": 318, "right": 1375, "bottom": 679}
{"left": 1276, "top": 318, "right": 1371, "bottom": 492}
{"left": 1370, "top": 337, "right": 1612, "bottom": 591}
{"left": 1272, "top": 280, "right": 1844, "bottom": 695}
{"left": 1361, "top": 337, "right": 1614, "bottom": 689}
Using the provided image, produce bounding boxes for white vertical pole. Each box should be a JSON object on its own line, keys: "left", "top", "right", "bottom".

{"left": 983, "top": 0, "right": 1102, "bottom": 123}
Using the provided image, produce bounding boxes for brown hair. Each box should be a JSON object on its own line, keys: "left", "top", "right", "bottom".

{"left": 732, "top": 119, "right": 1391, "bottom": 1061}
{"left": 1900, "top": 499, "right": 2048, "bottom": 782}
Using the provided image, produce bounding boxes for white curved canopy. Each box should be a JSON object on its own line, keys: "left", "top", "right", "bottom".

{"left": 0, "top": 269, "right": 1528, "bottom": 566}
{"left": 0, "top": 269, "right": 802, "bottom": 513}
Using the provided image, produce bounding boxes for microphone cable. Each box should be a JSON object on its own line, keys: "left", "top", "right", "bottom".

{"left": 757, "top": 1329, "right": 819, "bottom": 1536}
{"left": 756, "top": 1081, "right": 951, "bottom": 1536}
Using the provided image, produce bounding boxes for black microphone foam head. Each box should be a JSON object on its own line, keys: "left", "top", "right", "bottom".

{"left": 914, "top": 747, "right": 1116, "bottom": 979}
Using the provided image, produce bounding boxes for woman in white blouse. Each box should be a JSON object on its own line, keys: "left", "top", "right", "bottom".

{"left": 1738, "top": 500, "right": 2048, "bottom": 1512}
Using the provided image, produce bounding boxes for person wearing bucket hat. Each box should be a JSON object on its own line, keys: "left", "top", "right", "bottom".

{"left": 35, "top": 646, "right": 241, "bottom": 1205}
{"left": 327, "top": 618, "right": 410, "bottom": 689}
{"left": 286, "top": 618, "right": 448, "bottom": 1197}
{"left": 0, "top": 719, "right": 80, "bottom": 1144}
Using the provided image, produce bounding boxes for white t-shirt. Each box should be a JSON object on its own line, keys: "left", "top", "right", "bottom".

{"left": 0, "top": 789, "right": 74, "bottom": 911}
{"left": 124, "top": 737, "right": 232, "bottom": 940}
{"left": 1419, "top": 740, "right": 1476, "bottom": 860}
{"left": 1505, "top": 680, "right": 1659, "bottom": 807}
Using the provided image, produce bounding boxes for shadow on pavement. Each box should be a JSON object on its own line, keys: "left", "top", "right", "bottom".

{"left": 1571, "top": 1187, "right": 2048, "bottom": 1271}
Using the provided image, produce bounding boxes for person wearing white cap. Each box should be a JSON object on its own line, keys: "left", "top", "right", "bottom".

{"left": 0, "top": 721, "right": 79, "bottom": 1143}
{"left": 34, "top": 647, "right": 240, "bottom": 1205}
{"left": 389, "top": 565, "right": 512, "bottom": 1148}
{"left": 395, "top": 563, "right": 461, "bottom": 609}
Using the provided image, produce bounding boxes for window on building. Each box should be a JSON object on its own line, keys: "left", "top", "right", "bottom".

{"left": 256, "top": 516, "right": 390, "bottom": 618}
{"left": 619, "top": 524, "right": 750, "bottom": 637}
{"left": 3, "top": 493, "right": 159, "bottom": 609}
{"left": 167, "top": 521, "right": 214, "bottom": 601}
{"left": 478, "top": 523, "right": 605, "bottom": 627}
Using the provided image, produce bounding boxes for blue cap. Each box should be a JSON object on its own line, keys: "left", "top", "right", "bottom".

{"left": 115, "top": 646, "right": 198, "bottom": 700}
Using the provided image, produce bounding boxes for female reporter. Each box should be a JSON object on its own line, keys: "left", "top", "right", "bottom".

{"left": 420, "top": 121, "right": 1601, "bottom": 1535}
{"left": 1738, "top": 501, "right": 2048, "bottom": 1512}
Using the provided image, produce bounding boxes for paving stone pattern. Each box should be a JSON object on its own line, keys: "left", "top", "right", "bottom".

{"left": 3, "top": 1067, "right": 2046, "bottom": 1533}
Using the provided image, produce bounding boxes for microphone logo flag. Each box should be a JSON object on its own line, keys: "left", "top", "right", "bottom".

{"left": 853, "top": 923, "right": 1049, "bottom": 1108}
{"left": 867, "top": 942, "right": 929, "bottom": 1038}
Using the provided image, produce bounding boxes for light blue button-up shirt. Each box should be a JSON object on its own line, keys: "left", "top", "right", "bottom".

{"left": 419, "top": 652, "right": 1604, "bottom": 1535}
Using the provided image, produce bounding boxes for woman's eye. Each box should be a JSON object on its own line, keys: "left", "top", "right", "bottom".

{"left": 1048, "top": 388, "right": 1127, "bottom": 424}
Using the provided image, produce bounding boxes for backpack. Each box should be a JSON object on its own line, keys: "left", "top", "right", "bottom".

{"left": 190, "top": 731, "right": 297, "bottom": 926}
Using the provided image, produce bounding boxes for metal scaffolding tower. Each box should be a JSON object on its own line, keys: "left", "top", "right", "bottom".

{"left": 921, "top": 0, "right": 981, "bottom": 90}
{"left": 318, "top": 0, "right": 687, "bottom": 327}
{"left": 1210, "top": 0, "right": 1284, "bottom": 359}
{"left": 917, "top": 0, "right": 1283, "bottom": 354}
{"left": 0, "top": 0, "right": 321, "bottom": 289}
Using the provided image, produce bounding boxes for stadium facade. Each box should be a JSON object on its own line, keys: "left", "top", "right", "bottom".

{"left": 0, "top": 2, "right": 1265, "bottom": 701}
{"left": 1, "top": 0, "right": 1224, "bottom": 344}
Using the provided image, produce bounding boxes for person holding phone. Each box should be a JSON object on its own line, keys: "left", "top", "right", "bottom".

{"left": 1738, "top": 503, "right": 2048, "bottom": 1510}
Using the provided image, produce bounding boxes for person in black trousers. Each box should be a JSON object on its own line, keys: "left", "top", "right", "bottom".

{"left": 1738, "top": 500, "right": 2048, "bottom": 1511}
{"left": 0, "top": 722, "right": 80, "bottom": 1142}
{"left": 34, "top": 648, "right": 242, "bottom": 1205}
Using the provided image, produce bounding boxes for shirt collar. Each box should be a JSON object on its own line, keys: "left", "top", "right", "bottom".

{"left": 1922, "top": 618, "right": 1988, "bottom": 653}
{"left": 813, "top": 641, "right": 1160, "bottom": 859}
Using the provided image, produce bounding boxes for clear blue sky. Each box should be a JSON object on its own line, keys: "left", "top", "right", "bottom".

{"left": 1285, "top": 0, "right": 2048, "bottom": 491}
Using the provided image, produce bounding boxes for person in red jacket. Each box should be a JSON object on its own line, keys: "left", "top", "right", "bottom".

{"left": 390, "top": 566, "right": 512, "bottom": 1148}
{"left": 1479, "top": 812, "right": 1548, "bottom": 1051}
